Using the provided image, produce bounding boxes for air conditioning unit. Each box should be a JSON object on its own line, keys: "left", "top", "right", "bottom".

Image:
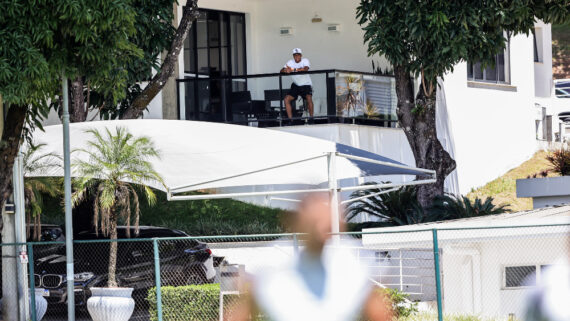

{"left": 328, "top": 24, "right": 341, "bottom": 32}
{"left": 280, "top": 27, "right": 293, "bottom": 36}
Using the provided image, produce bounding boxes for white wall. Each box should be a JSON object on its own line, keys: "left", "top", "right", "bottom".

{"left": 534, "top": 20, "right": 553, "bottom": 98}
{"left": 197, "top": 0, "right": 390, "bottom": 74}
{"left": 442, "top": 235, "right": 568, "bottom": 319}
{"left": 442, "top": 33, "right": 538, "bottom": 193}
{"left": 188, "top": 0, "right": 544, "bottom": 194}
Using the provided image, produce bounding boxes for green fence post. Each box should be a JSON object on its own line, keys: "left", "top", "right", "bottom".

{"left": 28, "top": 243, "right": 37, "bottom": 321}
{"left": 153, "top": 239, "right": 163, "bottom": 321}
{"left": 432, "top": 229, "right": 443, "bottom": 321}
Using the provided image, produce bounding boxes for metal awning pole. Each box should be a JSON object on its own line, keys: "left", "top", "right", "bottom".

{"left": 327, "top": 152, "right": 340, "bottom": 243}
{"left": 62, "top": 75, "right": 75, "bottom": 321}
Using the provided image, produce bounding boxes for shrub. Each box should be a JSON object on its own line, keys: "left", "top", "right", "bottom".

{"left": 429, "top": 195, "right": 509, "bottom": 219}
{"left": 546, "top": 148, "right": 570, "bottom": 176}
{"left": 382, "top": 288, "right": 418, "bottom": 318}
{"left": 148, "top": 284, "right": 224, "bottom": 321}
{"left": 346, "top": 183, "right": 427, "bottom": 225}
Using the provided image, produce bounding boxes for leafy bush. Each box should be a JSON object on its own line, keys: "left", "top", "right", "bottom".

{"left": 546, "top": 148, "right": 570, "bottom": 176}
{"left": 346, "top": 184, "right": 428, "bottom": 225}
{"left": 148, "top": 284, "right": 225, "bottom": 321}
{"left": 382, "top": 288, "right": 418, "bottom": 318}
{"left": 346, "top": 183, "right": 510, "bottom": 229}
{"left": 430, "top": 195, "right": 509, "bottom": 220}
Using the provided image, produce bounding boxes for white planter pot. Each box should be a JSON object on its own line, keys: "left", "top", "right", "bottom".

{"left": 31, "top": 295, "right": 48, "bottom": 321}
{"left": 87, "top": 287, "right": 135, "bottom": 321}
{"left": 516, "top": 176, "right": 570, "bottom": 209}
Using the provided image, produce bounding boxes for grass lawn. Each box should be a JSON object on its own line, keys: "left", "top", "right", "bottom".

{"left": 466, "top": 151, "right": 557, "bottom": 212}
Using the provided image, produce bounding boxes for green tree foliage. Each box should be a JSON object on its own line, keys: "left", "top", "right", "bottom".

{"left": 356, "top": 1, "right": 570, "bottom": 207}
{"left": 347, "top": 183, "right": 509, "bottom": 227}
{"left": 430, "top": 194, "right": 509, "bottom": 220}
{"left": 0, "top": 0, "right": 141, "bottom": 209}
{"left": 59, "top": 0, "right": 178, "bottom": 120}
{"left": 346, "top": 184, "right": 428, "bottom": 225}
{"left": 357, "top": 0, "right": 569, "bottom": 91}
{"left": 72, "top": 127, "right": 164, "bottom": 287}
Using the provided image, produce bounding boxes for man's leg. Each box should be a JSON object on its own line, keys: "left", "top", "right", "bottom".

{"left": 305, "top": 94, "right": 314, "bottom": 117}
{"left": 284, "top": 95, "right": 294, "bottom": 119}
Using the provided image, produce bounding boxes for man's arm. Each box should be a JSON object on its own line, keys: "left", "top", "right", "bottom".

{"left": 281, "top": 63, "right": 293, "bottom": 73}
{"left": 364, "top": 289, "right": 393, "bottom": 321}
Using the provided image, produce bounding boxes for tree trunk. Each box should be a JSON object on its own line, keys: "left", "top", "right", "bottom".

{"left": 70, "top": 77, "right": 87, "bottom": 123}
{"left": 0, "top": 105, "right": 26, "bottom": 321}
{"left": 393, "top": 66, "right": 456, "bottom": 208}
{"left": 0, "top": 105, "right": 26, "bottom": 210}
{"left": 121, "top": 0, "right": 199, "bottom": 119}
{"left": 107, "top": 207, "right": 119, "bottom": 287}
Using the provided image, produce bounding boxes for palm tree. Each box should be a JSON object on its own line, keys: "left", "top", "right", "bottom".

{"left": 72, "top": 127, "right": 164, "bottom": 287}
{"left": 22, "top": 142, "right": 62, "bottom": 241}
{"left": 346, "top": 183, "right": 428, "bottom": 226}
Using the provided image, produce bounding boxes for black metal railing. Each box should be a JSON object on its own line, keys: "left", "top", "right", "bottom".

{"left": 176, "top": 69, "right": 398, "bottom": 128}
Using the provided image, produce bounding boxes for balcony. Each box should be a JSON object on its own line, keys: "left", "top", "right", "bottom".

{"left": 177, "top": 70, "right": 398, "bottom": 128}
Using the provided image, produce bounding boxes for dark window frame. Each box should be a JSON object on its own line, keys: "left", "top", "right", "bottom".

{"left": 183, "top": 8, "right": 247, "bottom": 78}
{"left": 467, "top": 38, "right": 511, "bottom": 85}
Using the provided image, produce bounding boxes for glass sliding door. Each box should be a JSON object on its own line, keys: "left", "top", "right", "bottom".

{"left": 182, "top": 9, "right": 246, "bottom": 121}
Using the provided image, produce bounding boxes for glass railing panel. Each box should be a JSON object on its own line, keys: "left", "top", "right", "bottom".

{"left": 177, "top": 70, "right": 397, "bottom": 128}
{"left": 280, "top": 71, "right": 329, "bottom": 119}
{"left": 230, "top": 75, "right": 282, "bottom": 127}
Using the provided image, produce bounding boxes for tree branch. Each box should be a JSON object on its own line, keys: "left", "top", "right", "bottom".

{"left": 121, "top": 0, "right": 200, "bottom": 119}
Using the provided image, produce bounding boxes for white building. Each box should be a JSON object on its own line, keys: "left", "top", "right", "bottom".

{"left": 45, "top": 0, "right": 559, "bottom": 198}
{"left": 362, "top": 205, "right": 570, "bottom": 319}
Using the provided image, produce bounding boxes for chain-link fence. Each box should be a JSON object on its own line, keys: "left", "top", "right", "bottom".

{"left": 0, "top": 223, "right": 568, "bottom": 321}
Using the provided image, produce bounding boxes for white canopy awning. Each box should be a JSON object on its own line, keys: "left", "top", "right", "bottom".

{"left": 30, "top": 120, "right": 435, "bottom": 201}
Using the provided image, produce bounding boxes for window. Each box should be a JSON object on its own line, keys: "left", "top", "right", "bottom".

{"left": 503, "top": 264, "right": 559, "bottom": 289}
{"left": 533, "top": 28, "right": 543, "bottom": 63}
{"left": 467, "top": 39, "right": 510, "bottom": 84}
{"left": 555, "top": 80, "right": 570, "bottom": 98}
{"left": 183, "top": 9, "right": 246, "bottom": 77}
{"left": 505, "top": 266, "right": 536, "bottom": 288}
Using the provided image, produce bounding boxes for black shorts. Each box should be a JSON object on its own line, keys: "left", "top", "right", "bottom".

{"left": 288, "top": 83, "right": 313, "bottom": 100}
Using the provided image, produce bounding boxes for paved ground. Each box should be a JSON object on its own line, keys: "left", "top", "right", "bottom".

{"left": 42, "top": 309, "right": 150, "bottom": 321}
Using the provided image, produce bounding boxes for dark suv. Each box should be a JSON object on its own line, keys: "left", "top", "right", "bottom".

{"left": 33, "top": 226, "right": 215, "bottom": 308}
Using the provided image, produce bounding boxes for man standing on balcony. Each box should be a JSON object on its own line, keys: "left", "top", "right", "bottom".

{"left": 280, "top": 48, "right": 314, "bottom": 123}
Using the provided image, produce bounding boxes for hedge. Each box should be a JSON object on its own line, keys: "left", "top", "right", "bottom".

{"left": 148, "top": 283, "right": 242, "bottom": 321}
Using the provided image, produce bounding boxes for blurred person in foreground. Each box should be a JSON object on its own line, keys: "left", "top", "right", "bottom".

{"left": 524, "top": 234, "right": 570, "bottom": 321}
{"left": 230, "top": 193, "right": 392, "bottom": 321}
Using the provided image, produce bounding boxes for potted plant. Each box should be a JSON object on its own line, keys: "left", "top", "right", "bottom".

{"left": 516, "top": 148, "right": 570, "bottom": 209}
{"left": 336, "top": 74, "right": 365, "bottom": 117}
{"left": 72, "top": 127, "right": 164, "bottom": 321}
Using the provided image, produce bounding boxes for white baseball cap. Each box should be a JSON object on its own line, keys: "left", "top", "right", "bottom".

{"left": 292, "top": 48, "right": 302, "bottom": 55}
